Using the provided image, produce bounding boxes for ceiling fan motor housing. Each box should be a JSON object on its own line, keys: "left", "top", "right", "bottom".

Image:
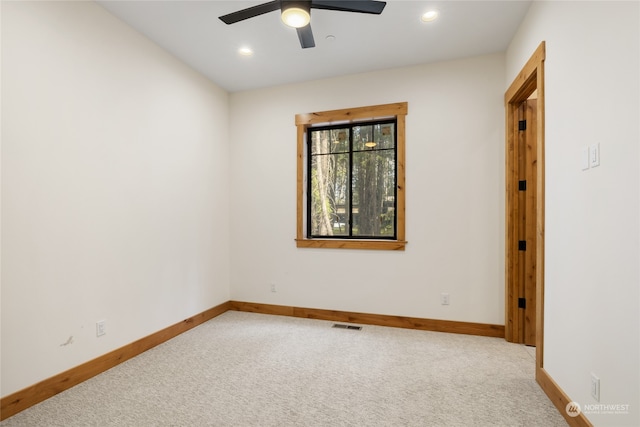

{"left": 281, "top": 0, "right": 311, "bottom": 28}
{"left": 282, "top": 0, "right": 312, "bottom": 13}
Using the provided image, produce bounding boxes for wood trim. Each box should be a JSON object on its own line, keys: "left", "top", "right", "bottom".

{"left": 523, "top": 99, "right": 538, "bottom": 346}
{"left": 229, "top": 301, "right": 505, "bottom": 338}
{"left": 505, "top": 102, "right": 519, "bottom": 342}
{"left": 537, "top": 368, "right": 594, "bottom": 427}
{"left": 295, "top": 102, "right": 408, "bottom": 125}
{"left": 295, "top": 239, "right": 407, "bottom": 250}
{"left": 296, "top": 102, "right": 408, "bottom": 250}
{"left": 534, "top": 50, "right": 546, "bottom": 369}
{"left": 296, "top": 122, "right": 305, "bottom": 240}
{"left": 504, "top": 42, "right": 546, "bottom": 352}
{"left": 396, "top": 114, "right": 406, "bottom": 242}
{"left": 0, "top": 301, "right": 231, "bottom": 421}
{"left": 505, "top": 43, "right": 545, "bottom": 104}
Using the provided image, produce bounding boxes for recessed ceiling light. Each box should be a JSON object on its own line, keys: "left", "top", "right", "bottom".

{"left": 238, "top": 47, "right": 253, "bottom": 56}
{"left": 421, "top": 10, "right": 439, "bottom": 22}
{"left": 326, "top": 35, "right": 336, "bottom": 42}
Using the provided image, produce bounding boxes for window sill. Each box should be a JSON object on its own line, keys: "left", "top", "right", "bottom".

{"left": 295, "top": 239, "right": 407, "bottom": 251}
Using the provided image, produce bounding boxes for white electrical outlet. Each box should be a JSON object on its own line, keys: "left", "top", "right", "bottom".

{"left": 591, "top": 373, "right": 600, "bottom": 401}
{"left": 270, "top": 283, "right": 277, "bottom": 293}
{"left": 440, "top": 293, "right": 450, "bottom": 305}
{"left": 96, "top": 320, "right": 107, "bottom": 337}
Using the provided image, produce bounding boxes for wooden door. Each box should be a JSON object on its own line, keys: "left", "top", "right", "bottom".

{"left": 516, "top": 98, "right": 537, "bottom": 346}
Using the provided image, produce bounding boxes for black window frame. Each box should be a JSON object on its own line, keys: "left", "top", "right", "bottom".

{"left": 306, "top": 118, "right": 398, "bottom": 240}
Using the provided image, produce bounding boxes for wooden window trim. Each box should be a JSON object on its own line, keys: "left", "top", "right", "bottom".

{"left": 295, "top": 102, "right": 408, "bottom": 250}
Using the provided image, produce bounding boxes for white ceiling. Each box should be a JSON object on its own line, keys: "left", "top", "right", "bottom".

{"left": 97, "top": 0, "right": 532, "bottom": 92}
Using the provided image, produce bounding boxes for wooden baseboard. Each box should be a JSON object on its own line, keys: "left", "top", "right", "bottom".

{"left": 0, "top": 301, "right": 231, "bottom": 421}
{"left": 229, "top": 301, "right": 505, "bottom": 338}
{"left": 537, "top": 367, "right": 593, "bottom": 427}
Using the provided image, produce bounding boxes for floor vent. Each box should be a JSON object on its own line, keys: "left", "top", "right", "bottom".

{"left": 332, "top": 324, "right": 362, "bottom": 330}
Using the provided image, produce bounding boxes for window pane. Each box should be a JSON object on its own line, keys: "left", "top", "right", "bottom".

{"left": 352, "top": 150, "right": 396, "bottom": 237}
{"left": 310, "top": 153, "right": 349, "bottom": 236}
{"left": 375, "top": 123, "right": 395, "bottom": 149}
{"left": 311, "top": 128, "right": 349, "bottom": 155}
{"left": 352, "top": 125, "right": 373, "bottom": 152}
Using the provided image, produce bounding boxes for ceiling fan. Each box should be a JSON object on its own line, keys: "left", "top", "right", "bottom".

{"left": 219, "top": 0, "right": 387, "bottom": 49}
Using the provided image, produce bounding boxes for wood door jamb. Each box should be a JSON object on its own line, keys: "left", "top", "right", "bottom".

{"left": 504, "top": 42, "right": 545, "bottom": 367}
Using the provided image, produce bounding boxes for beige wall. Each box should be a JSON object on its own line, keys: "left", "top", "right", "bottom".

{"left": 229, "top": 53, "right": 506, "bottom": 324}
{"left": 1, "top": 1, "right": 231, "bottom": 396}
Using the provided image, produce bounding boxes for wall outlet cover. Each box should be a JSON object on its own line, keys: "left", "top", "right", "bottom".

{"left": 440, "top": 293, "right": 450, "bottom": 305}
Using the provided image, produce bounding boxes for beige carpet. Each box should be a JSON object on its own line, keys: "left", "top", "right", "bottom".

{"left": 1, "top": 311, "right": 567, "bottom": 426}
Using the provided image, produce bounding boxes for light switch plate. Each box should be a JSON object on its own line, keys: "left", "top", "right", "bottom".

{"left": 581, "top": 146, "right": 590, "bottom": 170}
{"left": 590, "top": 143, "right": 600, "bottom": 168}
{"left": 96, "top": 320, "right": 106, "bottom": 337}
{"left": 591, "top": 373, "right": 600, "bottom": 401}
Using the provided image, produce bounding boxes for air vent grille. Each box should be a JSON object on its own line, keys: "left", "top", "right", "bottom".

{"left": 332, "top": 324, "right": 362, "bottom": 330}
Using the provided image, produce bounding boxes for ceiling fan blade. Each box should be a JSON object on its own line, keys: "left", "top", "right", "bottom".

{"left": 311, "top": 0, "right": 386, "bottom": 14}
{"left": 219, "top": 1, "right": 281, "bottom": 24}
{"left": 297, "top": 25, "right": 316, "bottom": 49}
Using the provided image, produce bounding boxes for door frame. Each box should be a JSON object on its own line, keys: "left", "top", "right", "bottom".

{"left": 505, "top": 42, "right": 545, "bottom": 368}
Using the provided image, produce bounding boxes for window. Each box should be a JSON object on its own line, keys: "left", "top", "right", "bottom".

{"left": 296, "top": 102, "right": 407, "bottom": 250}
{"left": 308, "top": 120, "right": 397, "bottom": 239}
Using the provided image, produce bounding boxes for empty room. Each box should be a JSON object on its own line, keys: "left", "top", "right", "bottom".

{"left": 1, "top": 1, "right": 638, "bottom": 426}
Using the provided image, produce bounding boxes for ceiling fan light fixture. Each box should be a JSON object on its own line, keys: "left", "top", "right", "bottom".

{"left": 281, "top": 6, "right": 310, "bottom": 28}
